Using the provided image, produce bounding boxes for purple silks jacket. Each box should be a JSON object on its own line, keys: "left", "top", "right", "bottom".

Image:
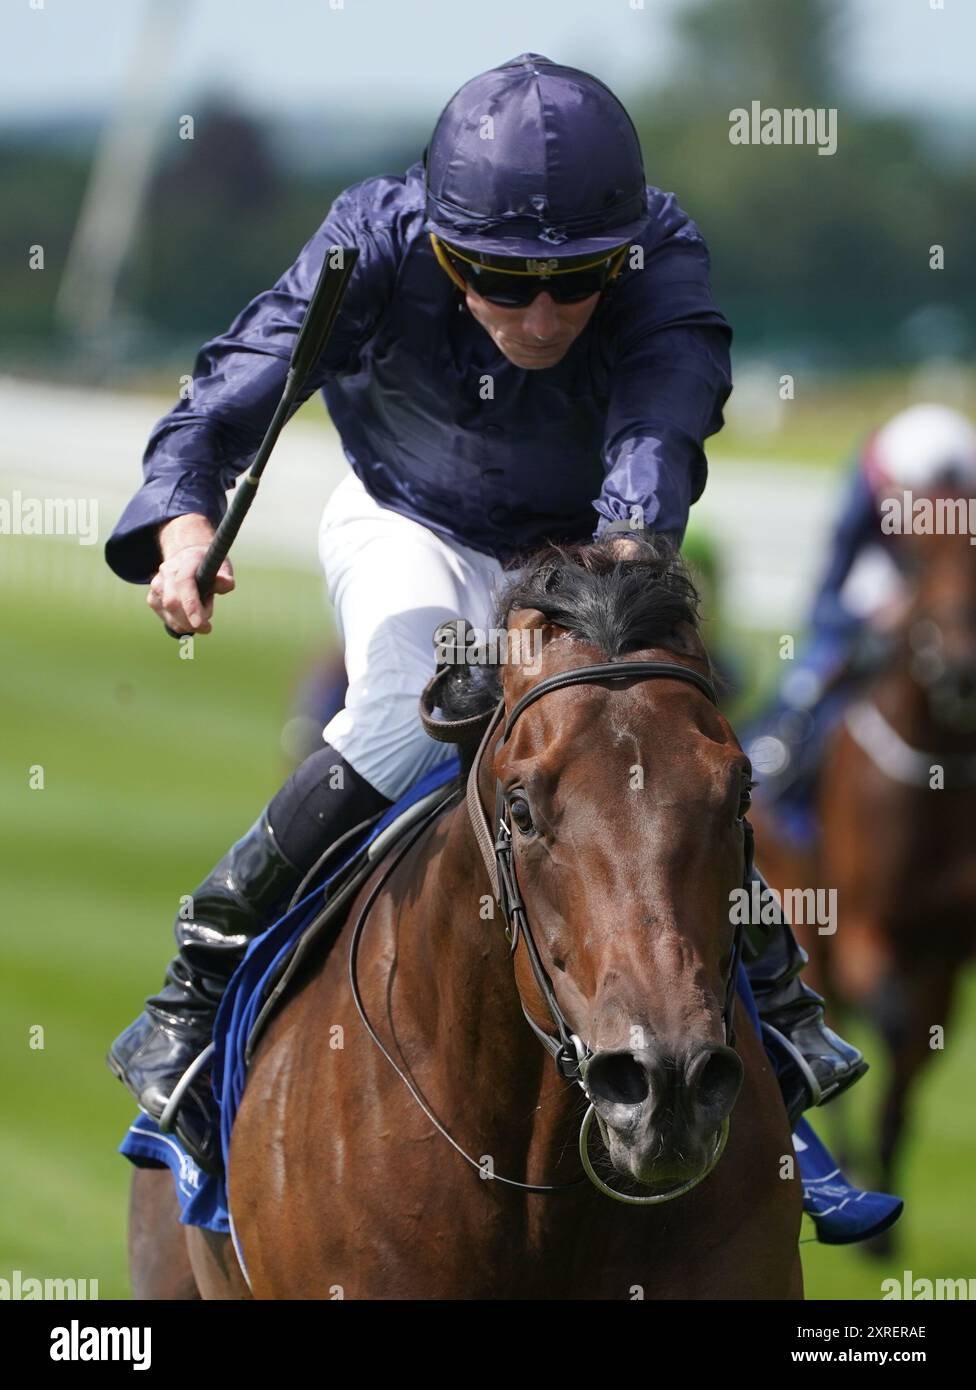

{"left": 106, "top": 66, "right": 732, "bottom": 584}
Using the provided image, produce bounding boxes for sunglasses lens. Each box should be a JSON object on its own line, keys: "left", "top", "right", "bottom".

{"left": 442, "top": 243, "right": 625, "bottom": 306}
{"left": 477, "top": 277, "right": 535, "bottom": 307}
{"left": 468, "top": 269, "right": 606, "bottom": 307}
{"left": 549, "top": 275, "right": 605, "bottom": 303}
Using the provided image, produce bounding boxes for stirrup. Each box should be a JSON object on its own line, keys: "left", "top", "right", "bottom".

{"left": 761, "top": 1021, "right": 868, "bottom": 1128}
{"left": 157, "top": 1041, "right": 215, "bottom": 1137}
{"left": 760, "top": 1023, "right": 823, "bottom": 1108}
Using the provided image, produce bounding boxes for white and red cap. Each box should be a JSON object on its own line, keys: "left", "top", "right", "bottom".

{"left": 863, "top": 403, "right": 976, "bottom": 497}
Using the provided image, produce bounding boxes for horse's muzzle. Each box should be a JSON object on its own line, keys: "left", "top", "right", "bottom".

{"left": 585, "top": 1042, "right": 744, "bottom": 1187}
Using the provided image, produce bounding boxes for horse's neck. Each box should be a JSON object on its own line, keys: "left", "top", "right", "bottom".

{"left": 872, "top": 654, "right": 974, "bottom": 754}
{"left": 872, "top": 662, "right": 928, "bottom": 736}
{"left": 873, "top": 550, "right": 976, "bottom": 749}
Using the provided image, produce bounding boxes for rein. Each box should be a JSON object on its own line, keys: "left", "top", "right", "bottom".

{"left": 844, "top": 699, "right": 976, "bottom": 787}
{"left": 351, "top": 656, "right": 752, "bottom": 1203}
{"left": 347, "top": 794, "right": 586, "bottom": 1194}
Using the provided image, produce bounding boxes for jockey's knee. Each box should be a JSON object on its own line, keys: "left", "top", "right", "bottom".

{"left": 322, "top": 689, "right": 454, "bottom": 803}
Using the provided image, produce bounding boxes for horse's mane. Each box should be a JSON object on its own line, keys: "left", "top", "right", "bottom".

{"left": 439, "top": 536, "right": 702, "bottom": 723}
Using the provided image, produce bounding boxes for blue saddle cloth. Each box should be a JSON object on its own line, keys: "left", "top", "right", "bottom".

{"left": 120, "top": 757, "right": 902, "bottom": 1247}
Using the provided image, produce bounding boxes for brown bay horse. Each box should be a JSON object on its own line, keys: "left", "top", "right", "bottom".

{"left": 132, "top": 543, "right": 802, "bottom": 1299}
{"left": 756, "top": 527, "right": 976, "bottom": 1214}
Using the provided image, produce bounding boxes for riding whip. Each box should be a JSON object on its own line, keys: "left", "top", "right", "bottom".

{"left": 166, "top": 244, "right": 359, "bottom": 637}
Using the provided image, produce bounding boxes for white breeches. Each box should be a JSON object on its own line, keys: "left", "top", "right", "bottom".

{"left": 318, "top": 472, "right": 507, "bottom": 799}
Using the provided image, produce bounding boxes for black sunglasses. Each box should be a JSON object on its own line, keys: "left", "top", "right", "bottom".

{"left": 436, "top": 238, "right": 628, "bottom": 308}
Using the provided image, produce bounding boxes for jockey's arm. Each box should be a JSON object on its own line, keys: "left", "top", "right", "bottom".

{"left": 595, "top": 321, "right": 732, "bottom": 558}
{"left": 105, "top": 185, "right": 399, "bottom": 629}
{"left": 807, "top": 463, "right": 881, "bottom": 639}
{"left": 592, "top": 208, "right": 732, "bottom": 550}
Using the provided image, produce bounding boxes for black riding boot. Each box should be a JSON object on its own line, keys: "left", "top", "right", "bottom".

{"left": 743, "top": 870, "right": 868, "bottom": 1130}
{"left": 108, "top": 747, "right": 390, "bottom": 1172}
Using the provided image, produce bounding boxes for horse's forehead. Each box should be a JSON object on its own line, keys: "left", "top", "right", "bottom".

{"left": 499, "top": 644, "right": 736, "bottom": 779}
{"left": 502, "top": 634, "right": 710, "bottom": 702}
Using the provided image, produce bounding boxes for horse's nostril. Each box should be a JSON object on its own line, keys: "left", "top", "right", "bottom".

{"left": 586, "top": 1051, "right": 649, "bottom": 1107}
{"left": 687, "top": 1046, "right": 743, "bottom": 1119}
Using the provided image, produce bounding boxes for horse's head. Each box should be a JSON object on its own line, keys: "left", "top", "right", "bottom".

{"left": 479, "top": 539, "right": 752, "bottom": 1194}
{"left": 900, "top": 527, "right": 976, "bottom": 732}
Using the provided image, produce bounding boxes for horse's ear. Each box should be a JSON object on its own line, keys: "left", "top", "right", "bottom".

{"left": 506, "top": 606, "right": 546, "bottom": 633}
{"left": 671, "top": 618, "right": 708, "bottom": 661}
{"left": 501, "top": 607, "right": 569, "bottom": 696}
{"left": 505, "top": 607, "right": 566, "bottom": 645}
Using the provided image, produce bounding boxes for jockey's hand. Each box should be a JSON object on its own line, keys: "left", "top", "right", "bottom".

{"left": 607, "top": 535, "right": 644, "bottom": 561}
{"left": 148, "top": 513, "right": 235, "bottom": 635}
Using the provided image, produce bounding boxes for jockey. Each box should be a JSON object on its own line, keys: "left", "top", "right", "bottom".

{"left": 746, "top": 403, "right": 976, "bottom": 845}
{"left": 105, "top": 54, "right": 864, "bottom": 1171}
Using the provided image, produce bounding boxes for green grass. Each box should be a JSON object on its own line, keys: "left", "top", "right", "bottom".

{"left": 799, "top": 984, "right": 976, "bottom": 1299}
{"left": 1, "top": 531, "right": 973, "bottom": 1299}
{"left": 0, "top": 540, "right": 326, "bottom": 1297}
{"left": 712, "top": 368, "right": 976, "bottom": 468}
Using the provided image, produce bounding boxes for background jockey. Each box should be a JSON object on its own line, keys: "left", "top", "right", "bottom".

{"left": 104, "top": 53, "right": 863, "bottom": 1171}
{"left": 746, "top": 403, "right": 976, "bottom": 846}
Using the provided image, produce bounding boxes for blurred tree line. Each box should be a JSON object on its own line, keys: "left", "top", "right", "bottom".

{"left": 1, "top": 0, "right": 973, "bottom": 379}
{"left": 637, "top": 0, "right": 975, "bottom": 366}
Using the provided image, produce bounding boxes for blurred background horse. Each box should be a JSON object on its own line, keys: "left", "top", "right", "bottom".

{"left": 750, "top": 407, "right": 976, "bottom": 1240}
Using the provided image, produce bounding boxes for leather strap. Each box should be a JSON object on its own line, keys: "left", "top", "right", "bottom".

{"left": 501, "top": 660, "right": 716, "bottom": 743}
{"left": 465, "top": 660, "right": 717, "bottom": 913}
{"left": 419, "top": 666, "right": 497, "bottom": 747}
{"left": 465, "top": 700, "right": 504, "bottom": 900}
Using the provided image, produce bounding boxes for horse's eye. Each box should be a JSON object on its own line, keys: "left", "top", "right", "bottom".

{"left": 509, "top": 795, "right": 534, "bottom": 833}
{"left": 738, "top": 780, "right": 755, "bottom": 818}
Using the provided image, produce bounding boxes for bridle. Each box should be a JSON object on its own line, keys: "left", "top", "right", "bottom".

{"left": 842, "top": 613, "right": 976, "bottom": 786}
{"left": 352, "top": 656, "right": 754, "bottom": 1204}
{"left": 467, "top": 658, "right": 753, "bottom": 1201}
